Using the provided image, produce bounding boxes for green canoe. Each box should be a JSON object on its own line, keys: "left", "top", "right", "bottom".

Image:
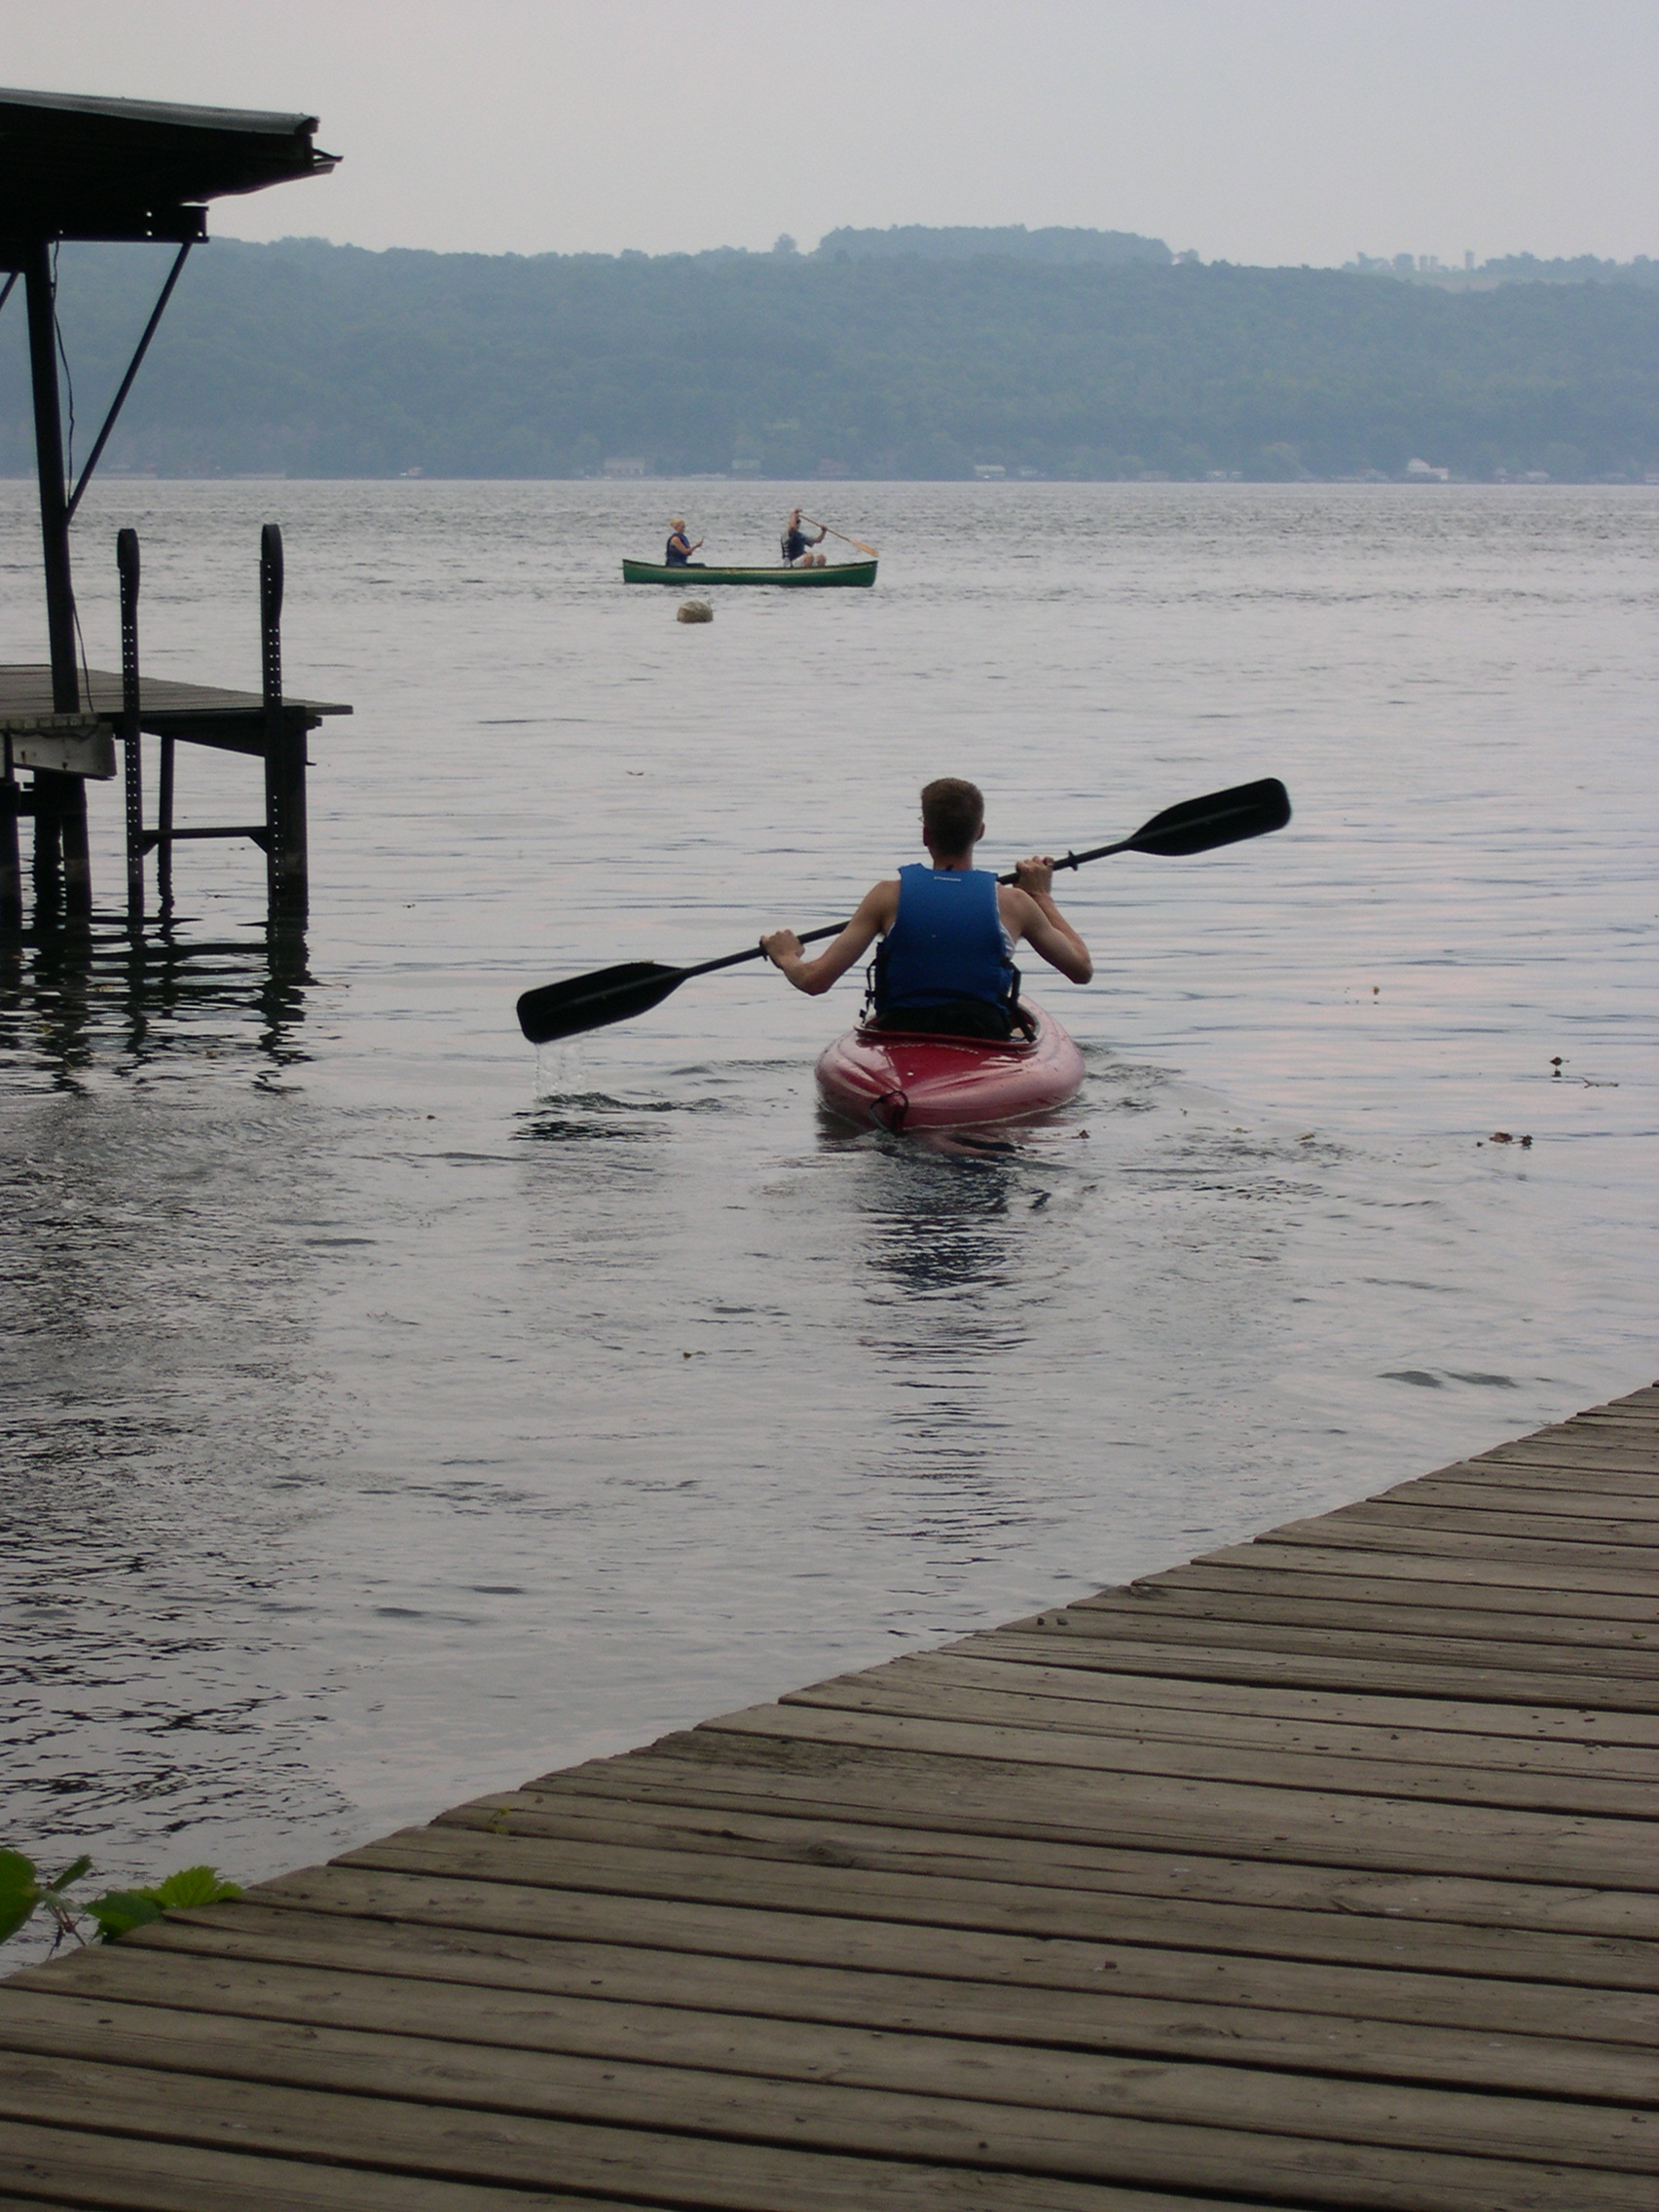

{"left": 622, "top": 557, "right": 876, "bottom": 588}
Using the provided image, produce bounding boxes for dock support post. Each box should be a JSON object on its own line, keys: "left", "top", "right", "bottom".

{"left": 23, "top": 240, "right": 91, "bottom": 920}
{"left": 0, "top": 736, "right": 20, "bottom": 934}
{"left": 261, "top": 524, "right": 307, "bottom": 923}
{"left": 118, "top": 528, "right": 143, "bottom": 928}
{"left": 157, "top": 737, "right": 175, "bottom": 917}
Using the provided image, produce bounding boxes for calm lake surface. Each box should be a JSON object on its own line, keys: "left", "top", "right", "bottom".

{"left": 3, "top": 480, "right": 1655, "bottom": 1925}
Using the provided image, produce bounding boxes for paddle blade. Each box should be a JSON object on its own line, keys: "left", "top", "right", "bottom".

{"left": 1125, "top": 777, "right": 1291, "bottom": 858}
{"left": 517, "top": 960, "right": 686, "bottom": 1046}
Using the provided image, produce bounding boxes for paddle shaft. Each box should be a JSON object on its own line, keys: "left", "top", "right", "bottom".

{"left": 679, "top": 924, "right": 843, "bottom": 983}
{"left": 801, "top": 515, "right": 879, "bottom": 558}
{"left": 752, "top": 784, "right": 1291, "bottom": 964}
{"left": 517, "top": 777, "right": 1289, "bottom": 1045}
{"left": 685, "top": 830, "right": 1189, "bottom": 980}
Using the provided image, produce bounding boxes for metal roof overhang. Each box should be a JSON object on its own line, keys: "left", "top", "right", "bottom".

{"left": 0, "top": 86, "right": 339, "bottom": 247}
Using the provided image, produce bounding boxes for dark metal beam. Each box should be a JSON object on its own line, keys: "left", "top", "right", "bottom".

{"left": 23, "top": 240, "right": 91, "bottom": 916}
{"left": 66, "top": 241, "right": 193, "bottom": 523}
{"left": 23, "top": 246, "right": 77, "bottom": 707}
{"left": 0, "top": 212, "right": 208, "bottom": 259}
{"left": 140, "top": 824, "right": 269, "bottom": 852}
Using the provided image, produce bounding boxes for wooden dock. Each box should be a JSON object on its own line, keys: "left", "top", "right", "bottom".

{"left": 3, "top": 1385, "right": 1655, "bottom": 2211}
{"left": 3, "top": 526, "right": 350, "bottom": 930}
{"left": 0, "top": 667, "right": 351, "bottom": 763}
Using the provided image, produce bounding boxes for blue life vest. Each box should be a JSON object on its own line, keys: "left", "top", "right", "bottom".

{"left": 665, "top": 534, "right": 690, "bottom": 566}
{"left": 873, "top": 865, "right": 1014, "bottom": 1016}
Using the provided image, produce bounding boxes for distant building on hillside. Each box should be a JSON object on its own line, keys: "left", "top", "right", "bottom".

{"left": 974, "top": 462, "right": 1006, "bottom": 480}
{"left": 603, "top": 456, "right": 647, "bottom": 478}
{"left": 1405, "top": 458, "right": 1451, "bottom": 481}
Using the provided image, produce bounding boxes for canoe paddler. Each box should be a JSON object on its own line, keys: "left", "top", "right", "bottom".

{"left": 664, "top": 518, "right": 703, "bottom": 566}
{"left": 761, "top": 777, "right": 1092, "bottom": 1039}
{"left": 781, "top": 507, "right": 828, "bottom": 568}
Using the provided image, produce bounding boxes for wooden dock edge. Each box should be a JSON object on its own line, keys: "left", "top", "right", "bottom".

{"left": 3, "top": 1382, "right": 1656, "bottom": 2211}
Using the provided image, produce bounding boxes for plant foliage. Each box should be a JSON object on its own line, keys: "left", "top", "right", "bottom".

{"left": 0, "top": 1850, "right": 240, "bottom": 1955}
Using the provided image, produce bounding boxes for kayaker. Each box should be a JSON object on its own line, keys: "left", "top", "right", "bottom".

{"left": 664, "top": 519, "right": 703, "bottom": 566}
{"left": 781, "top": 507, "right": 827, "bottom": 568}
{"left": 760, "top": 777, "right": 1092, "bottom": 1037}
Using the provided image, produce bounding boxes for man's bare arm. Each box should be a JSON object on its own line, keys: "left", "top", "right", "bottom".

{"left": 1001, "top": 859, "right": 1093, "bottom": 983}
{"left": 762, "top": 879, "right": 899, "bottom": 996}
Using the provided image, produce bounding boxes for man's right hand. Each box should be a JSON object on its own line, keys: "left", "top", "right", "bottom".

{"left": 1013, "top": 855, "right": 1056, "bottom": 899}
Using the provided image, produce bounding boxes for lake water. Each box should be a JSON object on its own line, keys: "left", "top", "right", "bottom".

{"left": 2, "top": 479, "right": 1655, "bottom": 1933}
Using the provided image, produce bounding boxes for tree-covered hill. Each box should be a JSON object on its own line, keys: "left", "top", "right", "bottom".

{"left": 5, "top": 237, "right": 1654, "bottom": 482}
{"left": 815, "top": 224, "right": 1173, "bottom": 266}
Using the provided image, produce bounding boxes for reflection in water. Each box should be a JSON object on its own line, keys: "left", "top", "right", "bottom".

{"left": 0, "top": 914, "right": 337, "bottom": 1925}
{"left": 844, "top": 1139, "right": 1041, "bottom": 1544}
{"left": 860, "top": 1143, "right": 1018, "bottom": 1302}
{"left": 0, "top": 917, "right": 311, "bottom": 1080}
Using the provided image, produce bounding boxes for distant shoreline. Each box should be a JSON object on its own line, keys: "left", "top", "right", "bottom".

{"left": 12, "top": 240, "right": 1654, "bottom": 487}
{"left": 11, "top": 472, "right": 1655, "bottom": 489}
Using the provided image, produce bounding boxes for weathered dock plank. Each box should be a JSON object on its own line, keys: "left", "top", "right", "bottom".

{"left": 3, "top": 1385, "right": 1655, "bottom": 2208}
{"left": 25, "top": 1939, "right": 1657, "bottom": 2103}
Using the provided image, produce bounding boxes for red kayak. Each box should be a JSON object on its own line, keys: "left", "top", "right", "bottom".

{"left": 816, "top": 1002, "right": 1085, "bottom": 1132}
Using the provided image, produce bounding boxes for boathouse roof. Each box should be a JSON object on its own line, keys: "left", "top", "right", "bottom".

{"left": 0, "top": 86, "right": 339, "bottom": 242}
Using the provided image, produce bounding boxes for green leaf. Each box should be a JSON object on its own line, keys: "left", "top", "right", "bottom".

{"left": 0, "top": 1851, "right": 43, "bottom": 1945}
{"left": 43, "top": 1855, "right": 93, "bottom": 1896}
{"left": 149, "top": 1866, "right": 242, "bottom": 1910}
{"left": 85, "top": 1866, "right": 240, "bottom": 1941}
{"left": 86, "top": 1890, "right": 166, "bottom": 1942}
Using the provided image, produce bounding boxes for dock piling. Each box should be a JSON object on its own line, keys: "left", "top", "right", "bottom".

{"left": 260, "top": 523, "right": 307, "bottom": 922}
{"left": 118, "top": 528, "right": 143, "bottom": 928}
{"left": 0, "top": 736, "right": 20, "bottom": 933}
{"left": 22, "top": 240, "right": 90, "bottom": 920}
{"left": 155, "top": 736, "right": 175, "bottom": 916}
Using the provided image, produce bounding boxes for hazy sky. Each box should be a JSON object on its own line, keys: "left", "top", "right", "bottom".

{"left": 5, "top": 1, "right": 1655, "bottom": 264}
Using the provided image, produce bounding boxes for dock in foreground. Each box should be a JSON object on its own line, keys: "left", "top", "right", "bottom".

{"left": 2, "top": 1385, "right": 1655, "bottom": 2210}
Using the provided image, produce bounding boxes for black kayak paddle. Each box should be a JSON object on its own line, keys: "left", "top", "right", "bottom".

{"left": 516, "top": 775, "right": 1291, "bottom": 1047}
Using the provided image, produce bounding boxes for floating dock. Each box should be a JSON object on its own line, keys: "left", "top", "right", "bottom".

{"left": 2, "top": 1385, "right": 1655, "bottom": 2209}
